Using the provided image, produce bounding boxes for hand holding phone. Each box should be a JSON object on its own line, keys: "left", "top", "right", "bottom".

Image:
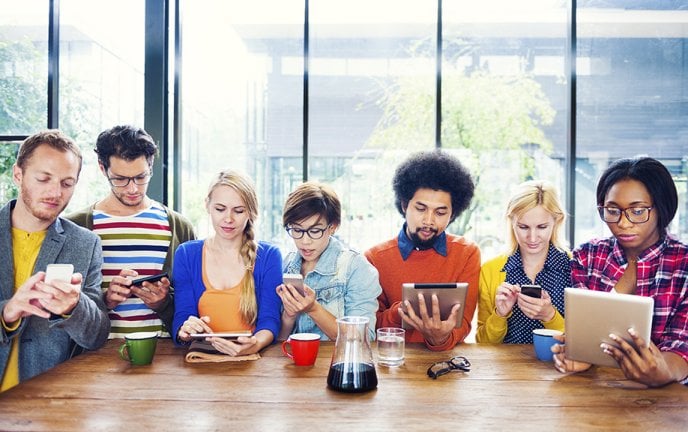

{"left": 283, "top": 273, "right": 306, "bottom": 297}
{"left": 521, "top": 284, "right": 543, "bottom": 298}
{"left": 45, "top": 264, "right": 74, "bottom": 284}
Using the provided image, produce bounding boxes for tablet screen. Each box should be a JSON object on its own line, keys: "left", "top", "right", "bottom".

{"left": 401, "top": 282, "right": 468, "bottom": 329}
{"left": 565, "top": 288, "right": 653, "bottom": 368}
{"left": 189, "top": 331, "right": 252, "bottom": 340}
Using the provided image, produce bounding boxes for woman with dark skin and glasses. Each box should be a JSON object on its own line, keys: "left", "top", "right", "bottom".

{"left": 276, "top": 182, "right": 381, "bottom": 341}
{"left": 553, "top": 157, "right": 688, "bottom": 387}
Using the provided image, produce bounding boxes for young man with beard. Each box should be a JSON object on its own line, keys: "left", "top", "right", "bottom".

{"left": 365, "top": 150, "right": 480, "bottom": 351}
{"left": 67, "top": 125, "right": 195, "bottom": 338}
{"left": 0, "top": 130, "right": 109, "bottom": 392}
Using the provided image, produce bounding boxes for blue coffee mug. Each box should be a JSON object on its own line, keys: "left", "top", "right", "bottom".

{"left": 533, "top": 329, "right": 562, "bottom": 362}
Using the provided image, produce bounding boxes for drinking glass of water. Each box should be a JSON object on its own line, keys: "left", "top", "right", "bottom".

{"left": 376, "top": 327, "right": 405, "bottom": 367}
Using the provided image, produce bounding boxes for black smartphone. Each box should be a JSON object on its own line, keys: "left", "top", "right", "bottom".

{"left": 521, "top": 284, "right": 542, "bottom": 298}
{"left": 131, "top": 272, "right": 168, "bottom": 287}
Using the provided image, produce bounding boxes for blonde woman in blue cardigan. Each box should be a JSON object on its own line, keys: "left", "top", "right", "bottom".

{"left": 477, "top": 180, "right": 569, "bottom": 344}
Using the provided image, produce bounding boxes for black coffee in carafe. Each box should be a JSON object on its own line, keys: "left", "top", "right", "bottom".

{"left": 327, "top": 362, "right": 378, "bottom": 393}
{"left": 327, "top": 316, "right": 377, "bottom": 393}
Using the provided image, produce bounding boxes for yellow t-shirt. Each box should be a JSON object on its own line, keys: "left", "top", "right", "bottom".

{"left": 1, "top": 228, "right": 46, "bottom": 392}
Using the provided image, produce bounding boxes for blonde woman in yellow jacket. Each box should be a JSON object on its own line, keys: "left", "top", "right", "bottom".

{"left": 477, "top": 181, "right": 569, "bottom": 344}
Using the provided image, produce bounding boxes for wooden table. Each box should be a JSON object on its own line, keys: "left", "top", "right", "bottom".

{"left": 0, "top": 340, "right": 686, "bottom": 431}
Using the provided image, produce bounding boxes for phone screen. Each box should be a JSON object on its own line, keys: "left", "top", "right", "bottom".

{"left": 521, "top": 285, "right": 542, "bottom": 298}
{"left": 283, "top": 273, "right": 306, "bottom": 296}
{"left": 131, "top": 272, "right": 168, "bottom": 286}
{"left": 45, "top": 264, "right": 74, "bottom": 284}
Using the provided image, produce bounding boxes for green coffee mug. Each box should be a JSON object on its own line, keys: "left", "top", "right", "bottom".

{"left": 119, "top": 331, "right": 158, "bottom": 365}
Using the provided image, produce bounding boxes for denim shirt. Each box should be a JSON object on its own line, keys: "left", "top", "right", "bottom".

{"left": 283, "top": 236, "right": 382, "bottom": 341}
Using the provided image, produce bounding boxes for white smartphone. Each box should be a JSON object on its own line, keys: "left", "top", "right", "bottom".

{"left": 283, "top": 273, "right": 306, "bottom": 296}
{"left": 45, "top": 264, "right": 74, "bottom": 284}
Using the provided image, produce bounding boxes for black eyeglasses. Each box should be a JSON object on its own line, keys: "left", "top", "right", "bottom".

{"left": 427, "top": 356, "right": 471, "bottom": 379}
{"left": 107, "top": 171, "right": 152, "bottom": 188}
{"left": 285, "top": 224, "right": 330, "bottom": 240}
{"left": 597, "top": 206, "right": 653, "bottom": 224}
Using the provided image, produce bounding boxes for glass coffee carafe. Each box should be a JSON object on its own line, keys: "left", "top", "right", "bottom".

{"left": 327, "top": 316, "right": 378, "bottom": 393}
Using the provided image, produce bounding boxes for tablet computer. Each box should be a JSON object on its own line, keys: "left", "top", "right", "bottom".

{"left": 189, "top": 331, "right": 252, "bottom": 340}
{"left": 564, "top": 287, "right": 654, "bottom": 368}
{"left": 401, "top": 283, "right": 468, "bottom": 329}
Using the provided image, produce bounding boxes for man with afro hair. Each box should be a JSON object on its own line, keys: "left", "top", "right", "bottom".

{"left": 365, "top": 150, "right": 480, "bottom": 351}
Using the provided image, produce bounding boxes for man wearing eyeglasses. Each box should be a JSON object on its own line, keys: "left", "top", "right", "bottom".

{"left": 67, "top": 125, "right": 195, "bottom": 339}
{"left": 365, "top": 150, "right": 480, "bottom": 351}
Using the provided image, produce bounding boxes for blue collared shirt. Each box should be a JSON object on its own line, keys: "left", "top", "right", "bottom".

{"left": 397, "top": 224, "right": 448, "bottom": 261}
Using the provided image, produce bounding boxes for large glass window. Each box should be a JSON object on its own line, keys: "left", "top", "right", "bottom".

{"left": 309, "top": 0, "right": 436, "bottom": 251}
{"left": 59, "top": 0, "right": 145, "bottom": 212}
{"left": 0, "top": 1, "right": 48, "bottom": 202}
{"left": 3, "top": 1, "right": 688, "bottom": 257}
{"left": 0, "top": 1, "right": 146, "bottom": 211}
{"left": 575, "top": 1, "right": 688, "bottom": 246}
{"left": 0, "top": 1, "right": 48, "bottom": 137}
{"left": 179, "top": 1, "right": 304, "bottom": 240}
{"left": 442, "top": 0, "right": 568, "bottom": 258}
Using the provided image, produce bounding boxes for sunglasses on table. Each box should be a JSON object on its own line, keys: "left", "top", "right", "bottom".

{"left": 427, "top": 356, "right": 471, "bottom": 379}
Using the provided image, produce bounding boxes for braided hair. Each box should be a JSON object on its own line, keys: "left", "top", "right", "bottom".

{"left": 207, "top": 170, "right": 259, "bottom": 325}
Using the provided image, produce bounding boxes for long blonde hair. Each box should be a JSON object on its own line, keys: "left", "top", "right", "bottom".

{"left": 505, "top": 180, "right": 567, "bottom": 254}
{"left": 206, "top": 170, "right": 259, "bottom": 326}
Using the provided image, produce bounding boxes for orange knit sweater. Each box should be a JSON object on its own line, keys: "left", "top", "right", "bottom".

{"left": 365, "top": 233, "right": 480, "bottom": 351}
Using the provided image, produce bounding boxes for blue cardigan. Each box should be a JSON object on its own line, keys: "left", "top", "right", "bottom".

{"left": 171, "top": 239, "right": 283, "bottom": 345}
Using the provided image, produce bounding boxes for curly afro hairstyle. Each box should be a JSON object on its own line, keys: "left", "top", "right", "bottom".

{"left": 393, "top": 150, "right": 475, "bottom": 223}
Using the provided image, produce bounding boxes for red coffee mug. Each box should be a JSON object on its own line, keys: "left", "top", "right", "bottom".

{"left": 281, "top": 333, "right": 321, "bottom": 366}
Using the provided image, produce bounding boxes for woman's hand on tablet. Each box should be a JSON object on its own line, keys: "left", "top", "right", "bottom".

{"left": 208, "top": 334, "right": 257, "bottom": 356}
{"left": 495, "top": 283, "right": 519, "bottom": 317}
{"left": 177, "top": 315, "right": 212, "bottom": 342}
{"left": 603, "top": 328, "right": 678, "bottom": 387}
{"left": 552, "top": 333, "right": 592, "bottom": 374}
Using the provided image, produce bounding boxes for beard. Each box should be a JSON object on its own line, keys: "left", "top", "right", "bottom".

{"left": 113, "top": 189, "right": 145, "bottom": 207}
{"left": 409, "top": 227, "right": 439, "bottom": 250}
{"left": 20, "top": 183, "right": 68, "bottom": 222}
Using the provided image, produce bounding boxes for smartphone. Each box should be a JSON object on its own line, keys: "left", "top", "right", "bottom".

{"left": 45, "top": 264, "right": 74, "bottom": 284}
{"left": 521, "top": 284, "right": 543, "bottom": 298}
{"left": 131, "top": 272, "right": 168, "bottom": 287}
{"left": 283, "top": 273, "right": 306, "bottom": 296}
{"left": 189, "top": 331, "right": 252, "bottom": 340}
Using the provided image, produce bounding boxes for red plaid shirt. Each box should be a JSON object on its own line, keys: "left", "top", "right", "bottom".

{"left": 572, "top": 234, "right": 688, "bottom": 383}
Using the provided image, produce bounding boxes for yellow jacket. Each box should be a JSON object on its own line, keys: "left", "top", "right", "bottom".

{"left": 476, "top": 254, "right": 565, "bottom": 343}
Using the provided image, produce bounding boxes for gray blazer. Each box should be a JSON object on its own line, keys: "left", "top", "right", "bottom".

{"left": 0, "top": 200, "right": 110, "bottom": 383}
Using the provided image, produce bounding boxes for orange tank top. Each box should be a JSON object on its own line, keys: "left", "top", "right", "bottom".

{"left": 198, "top": 264, "right": 252, "bottom": 333}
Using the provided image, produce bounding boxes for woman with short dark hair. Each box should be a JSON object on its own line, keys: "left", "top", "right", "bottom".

{"left": 276, "top": 181, "right": 381, "bottom": 341}
{"left": 553, "top": 156, "right": 688, "bottom": 387}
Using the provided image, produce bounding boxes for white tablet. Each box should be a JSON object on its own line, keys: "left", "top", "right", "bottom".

{"left": 401, "top": 282, "right": 468, "bottom": 329}
{"left": 189, "top": 331, "right": 252, "bottom": 340}
{"left": 565, "top": 287, "right": 654, "bottom": 368}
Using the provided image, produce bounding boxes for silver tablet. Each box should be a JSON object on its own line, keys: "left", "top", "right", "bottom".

{"left": 401, "top": 282, "right": 468, "bottom": 329}
{"left": 189, "top": 331, "right": 252, "bottom": 340}
{"left": 565, "top": 287, "right": 654, "bottom": 368}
